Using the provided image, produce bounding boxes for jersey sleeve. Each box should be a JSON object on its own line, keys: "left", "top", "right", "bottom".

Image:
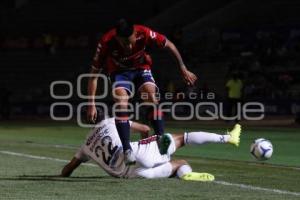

{"left": 144, "top": 26, "right": 167, "bottom": 48}
{"left": 91, "top": 38, "right": 108, "bottom": 71}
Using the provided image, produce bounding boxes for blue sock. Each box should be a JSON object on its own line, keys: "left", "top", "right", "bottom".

{"left": 115, "top": 113, "right": 131, "bottom": 151}
{"left": 148, "top": 107, "right": 164, "bottom": 136}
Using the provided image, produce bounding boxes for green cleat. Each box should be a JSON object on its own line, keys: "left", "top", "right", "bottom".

{"left": 228, "top": 124, "right": 241, "bottom": 147}
{"left": 181, "top": 172, "right": 215, "bottom": 182}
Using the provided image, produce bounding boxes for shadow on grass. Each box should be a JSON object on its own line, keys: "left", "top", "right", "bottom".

{"left": 0, "top": 175, "right": 122, "bottom": 183}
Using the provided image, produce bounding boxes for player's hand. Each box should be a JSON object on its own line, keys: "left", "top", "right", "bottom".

{"left": 181, "top": 68, "right": 198, "bottom": 86}
{"left": 87, "top": 104, "right": 97, "bottom": 124}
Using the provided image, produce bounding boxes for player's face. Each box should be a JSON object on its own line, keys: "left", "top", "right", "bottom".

{"left": 116, "top": 32, "right": 136, "bottom": 52}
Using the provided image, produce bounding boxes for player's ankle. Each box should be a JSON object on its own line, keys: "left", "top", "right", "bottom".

{"left": 124, "top": 149, "right": 136, "bottom": 165}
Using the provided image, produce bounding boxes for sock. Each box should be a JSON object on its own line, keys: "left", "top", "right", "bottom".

{"left": 184, "top": 131, "right": 230, "bottom": 145}
{"left": 115, "top": 112, "right": 131, "bottom": 152}
{"left": 177, "top": 164, "right": 192, "bottom": 178}
{"left": 147, "top": 107, "right": 164, "bottom": 136}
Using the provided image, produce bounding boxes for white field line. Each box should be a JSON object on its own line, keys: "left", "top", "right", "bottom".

{"left": 23, "top": 142, "right": 79, "bottom": 150}
{"left": 214, "top": 181, "right": 300, "bottom": 197}
{"left": 17, "top": 142, "right": 300, "bottom": 171}
{"left": 247, "top": 162, "right": 300, "bottom": 171}
{"left": 0, "top": 150, "right": 97, "bottom": 167}
{"left": 19, "top": 142, "right": 300, "bottom": 171}
{"left": 1, "top": 150, "right": 300, "bottom": 197}
{"left": 39, "top": 144, "right": 78, "bottom": 150}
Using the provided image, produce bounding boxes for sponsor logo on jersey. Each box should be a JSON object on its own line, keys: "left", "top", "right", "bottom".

{"left": 86, "top": 124, "right": 108, "bottom": 146}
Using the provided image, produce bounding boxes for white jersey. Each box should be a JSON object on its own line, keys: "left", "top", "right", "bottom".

{"left": 79, "top": 117, "right": 129, "bottom": 177}
{"left": 75, "top": 117, "right": 176, "bottom": 178}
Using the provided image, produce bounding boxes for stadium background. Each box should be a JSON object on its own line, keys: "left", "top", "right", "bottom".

{"left": 0, "top": 1, "right": 300, "bottom": 200}
{"left": 1, "top": 0, "right": 300, "bottom": 122}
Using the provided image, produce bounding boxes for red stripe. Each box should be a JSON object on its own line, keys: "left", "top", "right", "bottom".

{"left": 139, "top": 135, "right": 158, "bottom": 145}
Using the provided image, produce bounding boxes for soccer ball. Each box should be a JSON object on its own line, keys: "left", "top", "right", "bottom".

{"left": 250, "top": 138, "right": 273, "bottom": 161}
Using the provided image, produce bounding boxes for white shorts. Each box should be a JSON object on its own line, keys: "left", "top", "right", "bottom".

{"left": 126, "top": 134, "right": 176, "bottom": 178}
{"left": 75, "top": 133, "right": 177, "bottom": 179}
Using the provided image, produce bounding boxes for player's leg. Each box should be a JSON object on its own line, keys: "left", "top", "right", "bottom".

{"left": 182, "top": 124, "right": 241, "bottom": 147}
{"left": 136, "top": 162, "right": 173, "bottom": 179}
{"left": 113, "top": 87, "right": 135, "bottom": 164}
{"left": 159, "top": 124, "right": 242, "bottom": 154}
{"left": 111, "top": 72, "right": 136, "bottom": 165}
{"left": 138, "top": 70, "right": 164, "bottom": 136}
{"left": 136, "top": 159, "right": 214, "bottom": 181}
{"left": 140, "top": 83, "right": 164, "bottom": 135}
{"left": 135, "top": 160, "right": 186, "bottom": 179}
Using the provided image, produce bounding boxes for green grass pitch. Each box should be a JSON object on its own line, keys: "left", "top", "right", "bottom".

{"left": 0, "top": 121, "right": 299, "bottom": 200}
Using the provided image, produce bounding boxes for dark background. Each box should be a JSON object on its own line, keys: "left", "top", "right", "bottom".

{"left": 0, "top": 0, "right": 300, "bottom": 121}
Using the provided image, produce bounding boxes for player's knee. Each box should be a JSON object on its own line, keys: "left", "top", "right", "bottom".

{"left": 178, "top": 159, "right": 188, "bottom": 166}
{"left": 113, "top": 89, "right": 130, "bottom": 103}
{"left": 171, "top": 159, "right": 188, "bottom": 169}
{"left": 141, "top": 92, "right": 158, "bottom": 104}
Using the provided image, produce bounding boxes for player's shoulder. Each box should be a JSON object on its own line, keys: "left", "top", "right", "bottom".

{"left": 100, "top": 28, "right": 117, "bottom": 43}
{"left": 135, "top": 24, "right": 149, "bottom": 30}
{"left": 134, "top": 25, "right": 152, "bottom": 33}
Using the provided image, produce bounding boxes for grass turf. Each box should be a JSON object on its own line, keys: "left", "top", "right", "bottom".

{"left": 0, "top": 121, "right": 299, "bottom": 200}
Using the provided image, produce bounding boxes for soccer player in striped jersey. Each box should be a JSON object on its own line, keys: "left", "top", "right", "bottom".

{"left": 86, "top": 19, "right": 197, "bottom": 165}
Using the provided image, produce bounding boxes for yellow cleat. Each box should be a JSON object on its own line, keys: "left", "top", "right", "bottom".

{"left": 181, "top": 172, "right": 215, "bottom": 182}
{"left": 228, "top": 124, "right": 241, "bottom": 147}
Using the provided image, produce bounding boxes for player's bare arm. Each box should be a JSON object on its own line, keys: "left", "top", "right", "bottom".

{"left": 87, "top": 67, "right": 100, "bottom": 123}
{"left": 130, "top": 121, "right": 150, "bottom": 139}
{"left": 60, "top": 157, "right": 82, "bottom": 177}
{"left": 164, "top": 39, "right": 197, "bottom": 86}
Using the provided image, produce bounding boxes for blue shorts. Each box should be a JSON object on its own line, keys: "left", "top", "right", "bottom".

{"left": 110, "top": 69, "right": 157, "bottom": 95}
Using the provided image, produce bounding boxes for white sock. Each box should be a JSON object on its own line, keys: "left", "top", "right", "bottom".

{"left": 176, "top": 164, "right": 192, "bottom": 178}
{"left": 184, "top": 131, "right": 230, "bottom": 145}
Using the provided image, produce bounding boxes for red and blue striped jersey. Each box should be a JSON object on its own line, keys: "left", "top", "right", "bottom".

{"left": 92, "top": 25, "right": 166, "bottom": 74}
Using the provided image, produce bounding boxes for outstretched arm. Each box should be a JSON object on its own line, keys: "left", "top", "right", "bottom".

{"left": 130, "top": 121, "right": 151, "bottom": 139}
{"left": 87, "top": 67, "right": 101, "bottom": 123}
{"left": 164, "top": 39, "right": 197, "bottom": 86}
{"left": 60, "top": 157, "right": 82, "bottom": 177}
{"left": 87, "top": 37, "right": 107, "bottom": 123}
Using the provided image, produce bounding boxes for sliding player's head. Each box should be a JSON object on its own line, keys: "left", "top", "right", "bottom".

{"left": 115, "top": 18, "right": 136, "bottom": 51}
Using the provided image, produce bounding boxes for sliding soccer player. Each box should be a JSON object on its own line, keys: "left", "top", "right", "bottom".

{"left": 61, "top": 117, "right": 241, "bottom": 181}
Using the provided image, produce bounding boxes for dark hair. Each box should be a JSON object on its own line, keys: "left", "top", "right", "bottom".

{"left": 115, "top": 18, "right": 134, "bottom": 37}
